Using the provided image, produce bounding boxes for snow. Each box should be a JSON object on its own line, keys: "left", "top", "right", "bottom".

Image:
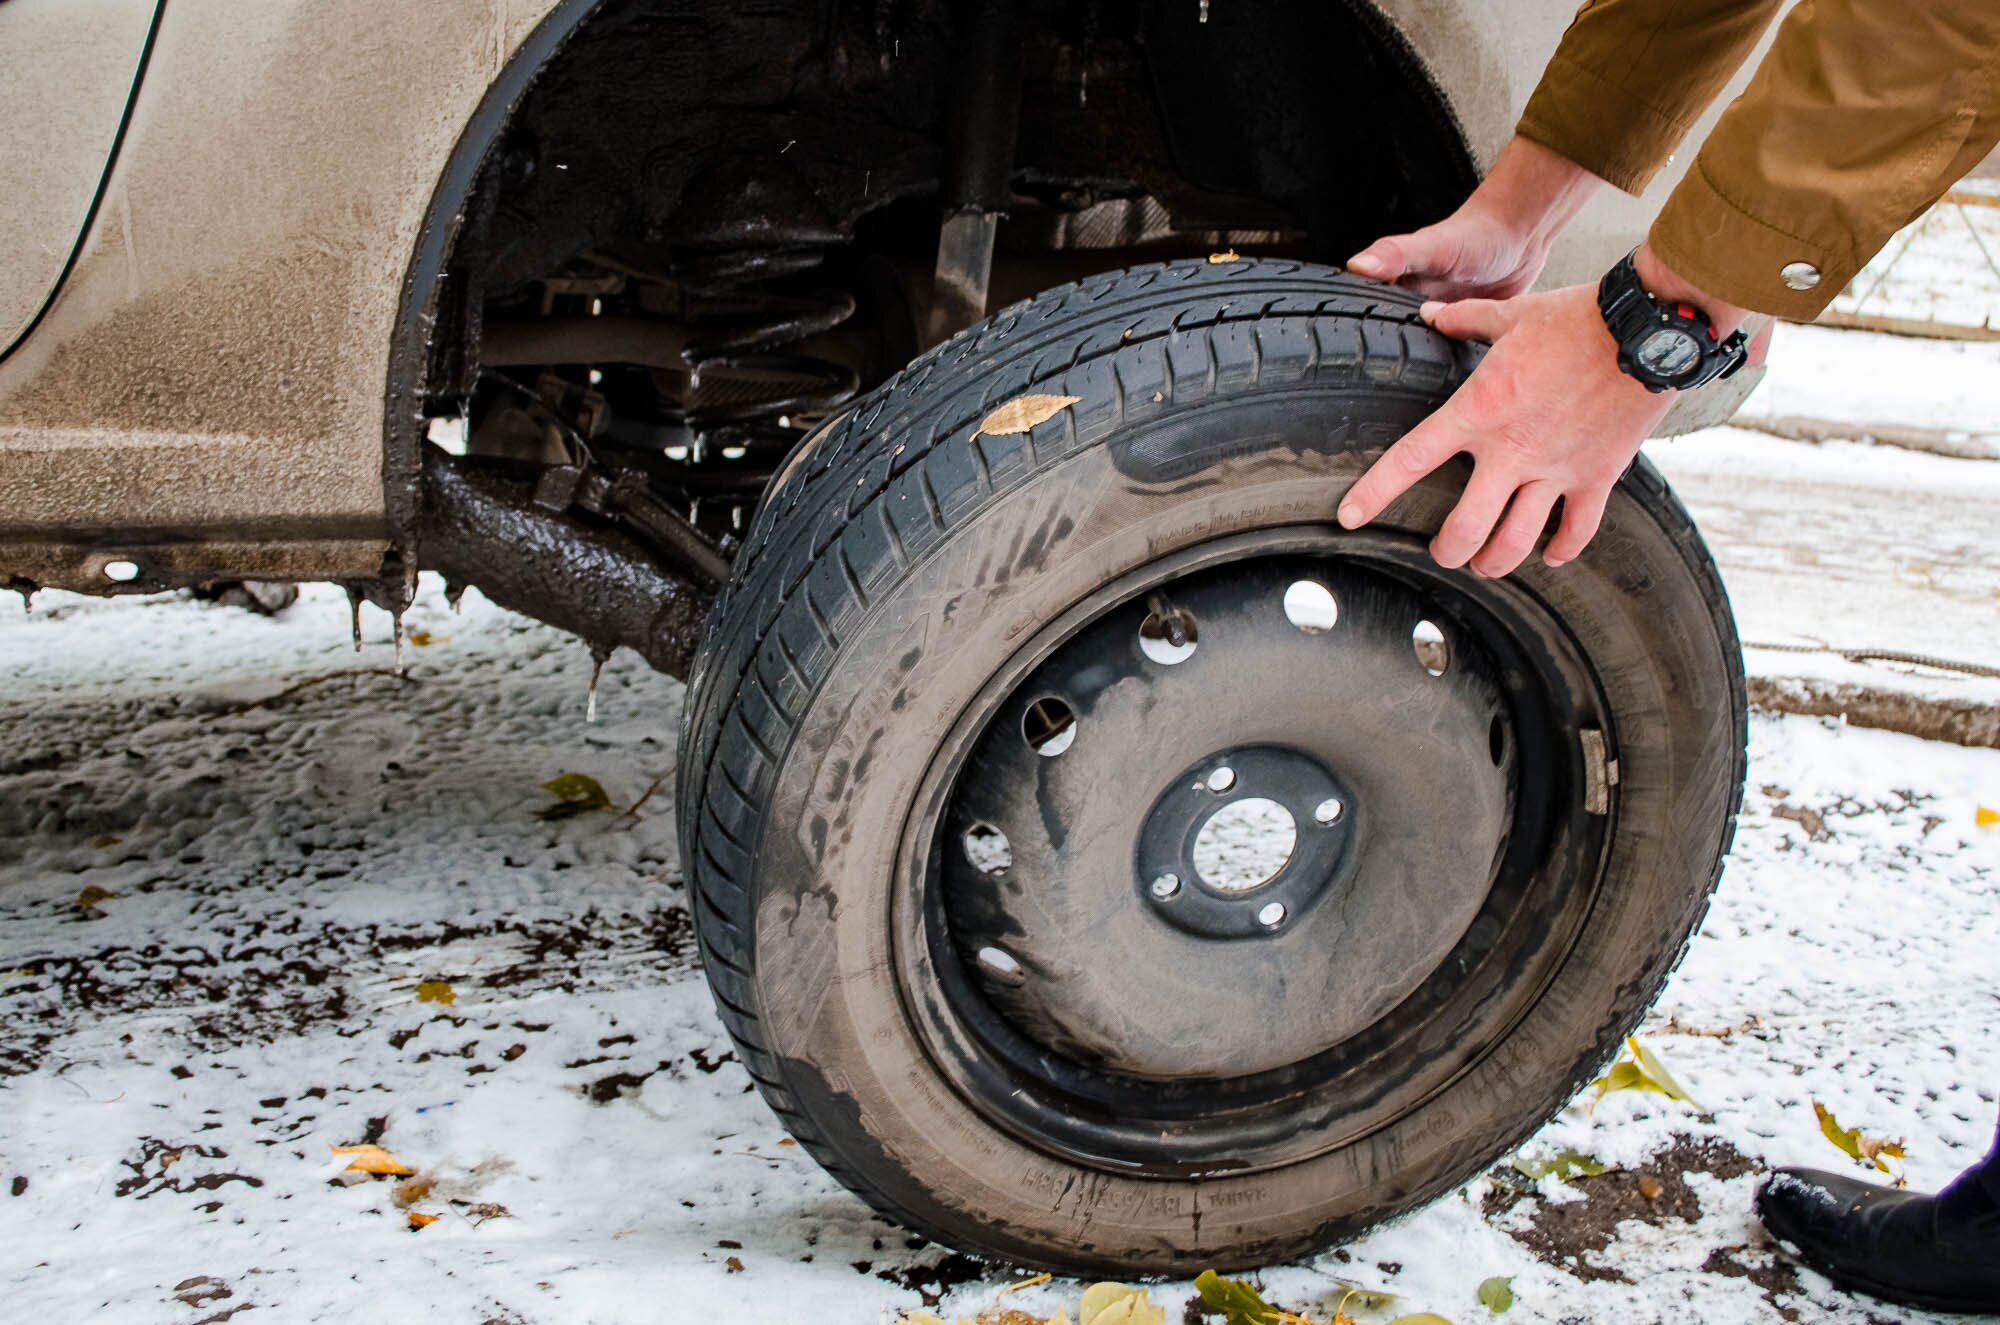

{"left": 3, "top": 578, "right": 1997, "bottom": 1325}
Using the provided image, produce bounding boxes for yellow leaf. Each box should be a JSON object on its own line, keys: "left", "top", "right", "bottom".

{"left": 407, "top": 630, "right": 448, "bottom": 647}
{"left": 92, "top": 834, "right": 122, "bottom": 849}
{"left": 1080, "top": 1283, "right": 1165, "bottom": 1325}
{"left": 1384, "top": 1317, "right": 1457, "bottom": 1325}
{"left": 1977, "top": 805, "right": 1999, "bottom": 827}
{"left": 407, "top": 1211, "right": 439, "bottom": 1230}
{"left": 1815, "top": 1101, "right": 1906, "bottom": 1178}
{"left": 1589, "top": 1038, "right": 1698, "bottom": 1108}
{"left": 536, "top": 772, "right": 613, "bottom": 821}
{"left": 76, "top": 886, "right": 115, "bottom": 911}
{"left": 415, "top": 980, "right": 456, "bottom": 1006}
{"left": 1208, "top": 249, "right": 1241, "bottom": 264}
{"left": 974, "top": 395, "right": 1082, "bottom": 439}
{"left": 331, "top": 1143, "right": 414, "bottom": 1176}
{"left": 391, "top": 1178, "right": 431, "bottom": 1208}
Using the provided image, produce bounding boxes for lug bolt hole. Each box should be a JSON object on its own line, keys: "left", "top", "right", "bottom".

{"left": 1257, "top": 901, "right": 1287, "bottom": 928}
{"left": 1138, "top": 606, "right": 1199, "bottom": 665}
{"left": 1283, "top": 580, "right": 1339, "bottom": 633}
{"left": 1023, "top": 696, "right": 1077, "bottom": 757}
{"left": 1149, "top": 872, "right": 1181, "bottom": 900}
{"left": 1413, "top": 619, "right": 1450, "bottom": 676}
{"left": 975, "top": 945, "right": 1026, "bottom": 987}
{"left": 1313, "top": 797, "right": 1344, "bottom": 826}
{"left": 1205, "top": 766, "right": 1236, "bottom": 793}
{"left": 962, "top": 822, "right": 1013, "bottom": 874}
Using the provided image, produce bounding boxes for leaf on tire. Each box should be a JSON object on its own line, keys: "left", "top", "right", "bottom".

{"left": 1590, "top": 1037, "right": 1698, "bottom": 1109}
{"left": 1208, "top": 249, "right": 1241, "bottom": 264}
{"left": 330, "top": 1143, "right": 414, "bottom": 1176}
{"left": 536, "top": 772, "right": 612, "bottom": 820}
{"left": 974, "top": 395, "right": 1081, "bottom": 440}
{"left": 1476, "top": 1278, "right": 1513, "bottom": 1314}
{"left": 1814, "top": 1101, "right": 1907, "bottom": 1180}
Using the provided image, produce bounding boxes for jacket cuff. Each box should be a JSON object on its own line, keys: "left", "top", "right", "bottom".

{"left": 1646, "top": 162, "right": 1847, "bottom": 322}
{"left": 1515, "top": 52, "right": 1695, "bottom": 196}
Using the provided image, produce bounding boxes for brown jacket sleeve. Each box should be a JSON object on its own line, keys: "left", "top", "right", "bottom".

{"left": 1519, "top": 0, "right": 2000, "bottom": 320}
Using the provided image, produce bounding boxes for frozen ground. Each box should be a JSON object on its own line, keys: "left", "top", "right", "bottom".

{"left": 4, "top": 305, "right": 1998, "bottom": 1322}
{"left": 3, "top": 572, "right": 1997, "bottom": 1324}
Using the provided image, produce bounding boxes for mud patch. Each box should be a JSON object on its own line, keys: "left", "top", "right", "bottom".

{"left": 1483, "top": 1135, "right": 1760, "bottom": 1283}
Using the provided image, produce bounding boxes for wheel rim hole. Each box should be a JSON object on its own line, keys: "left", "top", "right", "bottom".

{"left": 1138, "top": 606, "right": 1199, "bottom": 665}
{"left": 962, "top": 822, "right": 1013, "bottom": 874}
{"left": 975, "top": 945, "right": 1026, "bottom": 987}
{"left": 1489, "top": 714, "right": 1506, "bottom": 766}
{"left": 1413, "top": 619, "right": 1450, "bottom": 676}
{"left": 103, "top": 560, "right": 141, "bottom": 583}
{"left": 1205, "top": 765, "right": 1236, "bottom": 793}
{"left": 1148, "top": 872, "right": 1182, "bottom": 900}
{"left": 1022, "top": 697, "right": 1077, "bottom": 757}
{"left": 1191, "top": 797, "right": 1297, "bottom": 894}
{"left": 1257, "top": 901, "right": 1287, "bottom": 928}
{"left": 1282, "top": 580, "right": 1339, "bottom": 633}
{"left": 1313, "top": 797, "right": 1344, "bottom": 826}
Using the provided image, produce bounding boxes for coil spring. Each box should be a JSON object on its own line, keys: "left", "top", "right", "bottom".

{"left": 673, "top": 248, "right": 860, "bottom": 446}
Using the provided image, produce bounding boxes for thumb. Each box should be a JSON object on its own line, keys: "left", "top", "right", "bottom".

{"left": 1421, "top": 297, "right": 1515, "bottom": 344}
{"left": 1348, "top": 226, "right": 1455, "bottom": 282}
{"left": 1346, "top": 235, "right": 1418, "bottom": 281}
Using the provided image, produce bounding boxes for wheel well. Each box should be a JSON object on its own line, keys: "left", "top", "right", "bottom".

{"left": 385, "top": 0, "right": 1475, "bottom": 630}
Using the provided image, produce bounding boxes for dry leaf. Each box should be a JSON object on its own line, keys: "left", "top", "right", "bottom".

{"left": 725, "top": 1256, "right": 745, "bottom": 1273}
{"left": 1637, "top": 1175, "right": 1665, "bottom": 1201}
{"left": 537, "top": 771, "right": 613, "bottom": 821}
{"left": 407, "top": 630, "right": 448, "bottom": 647}
{"left": 407, "top": 1211, "right": 439, "bottom": 1230}
{"left": 1208, "top": 249, "right": 1241, "bottom": 264}
{"left": 1977, "top": 805, "right": 1999, "bottom": 827}
{"left": 1590, "top": 1037, "right": 1699, "bottom": 1109}
{"left": 330, "top": 1143, "right": 414, "bottom": 1177}
{"left": 92, "top": 834, "right": 122, "bottom": 849}
{"left": 391, "top": 1178, "right": 431, "bottom": 1208}
{"left": 974, "top": 395, "right": 1082, "bottom": 440}
{"left": 1815, "top": 1101, "right": 1907, "bottom": 1181}
{"left": 76, "top": 886, "right": 115, "bottom": 911}
{"left": 777, "top": 1137, "right": 798, "bottom": 1147}
{"left": 416, "top": 980, "right": 456, "bottom": 1006}
{"left": 1080, "top": 1282, "right": 1165, "bottom": 1325}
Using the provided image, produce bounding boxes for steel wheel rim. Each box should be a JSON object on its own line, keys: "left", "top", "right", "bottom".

{"left": 892, "top": 527, "right": 1615, "bottom": 1175}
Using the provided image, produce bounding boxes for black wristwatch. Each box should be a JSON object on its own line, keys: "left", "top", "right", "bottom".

{"left": 1597, "top": 249, "right": 1748, "bottom": 393}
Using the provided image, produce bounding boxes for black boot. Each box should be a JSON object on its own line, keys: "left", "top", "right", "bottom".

{"left": 1755, "top": 1145, "right": 2000, "bottom": 1313}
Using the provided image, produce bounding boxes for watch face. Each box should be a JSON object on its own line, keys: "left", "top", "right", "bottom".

{"left": 1635, "top": 327, "right": 1701, "bottom": 380}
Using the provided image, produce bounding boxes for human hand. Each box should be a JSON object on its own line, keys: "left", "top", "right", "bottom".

{"left": 1346, "top": 136, "right": 1601, "bottom": 303}
{"left": 1335, "top": 282, "right": 1673, "bottom": 576}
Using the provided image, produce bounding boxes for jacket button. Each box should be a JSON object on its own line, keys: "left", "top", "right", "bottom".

{"left": 1780, "top": 261, "right": 1821, "bottom": 291}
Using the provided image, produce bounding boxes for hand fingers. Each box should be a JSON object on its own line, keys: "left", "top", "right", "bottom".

{"left": 1346, "top": 236, "right": 1412, "bottom": 282}
{"left": 1430, "top": 461, "right": 1520, "bottom": 569}
{"left": 1469, "top": 480, "right": 1561, "bottom": 578}
{"left": 1544, "top": 484, "right": 1612, "bottom": 566}
{"left": 1421, "top": 297, "right": 1517, "bottom": 344}
{"left": 1337, "top": 411, "right": 1463, "bottom": 531}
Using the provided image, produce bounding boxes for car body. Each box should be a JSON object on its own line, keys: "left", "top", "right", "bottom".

{"left": 0, "top": 0, "right": 1758, "bottom": 611}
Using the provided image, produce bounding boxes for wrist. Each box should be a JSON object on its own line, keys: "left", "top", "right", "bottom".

{"left": 1632, "top": 243, "right": 1748, "bottom": 336}
{"left": 1466, "top": 137, "right": 1600, "bottom": 252}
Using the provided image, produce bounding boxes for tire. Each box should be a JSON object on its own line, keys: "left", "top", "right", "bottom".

{"left": 675, "top": 258, "right": 1746, "bottom": 1274}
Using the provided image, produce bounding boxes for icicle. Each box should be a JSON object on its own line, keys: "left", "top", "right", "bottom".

{"left": 346, "top": 586, "right": 364, "bottom": 652}
{"left": 392, "top": 608, "right": 406, "bottom": 679}
{"left": 1199, "top": 0, "right": 1210, "bottom": 20}
{"left": 586, "top": 648, "right": 608, "bottom": 724}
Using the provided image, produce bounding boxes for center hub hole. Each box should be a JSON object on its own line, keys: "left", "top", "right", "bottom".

{"left": 1191, "top": 797, "right": 1297, "bottom": 894}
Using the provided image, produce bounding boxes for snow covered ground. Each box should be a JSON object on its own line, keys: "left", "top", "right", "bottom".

{"left": 4, "top": 312, "right": 1998, "bottom": 1323}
